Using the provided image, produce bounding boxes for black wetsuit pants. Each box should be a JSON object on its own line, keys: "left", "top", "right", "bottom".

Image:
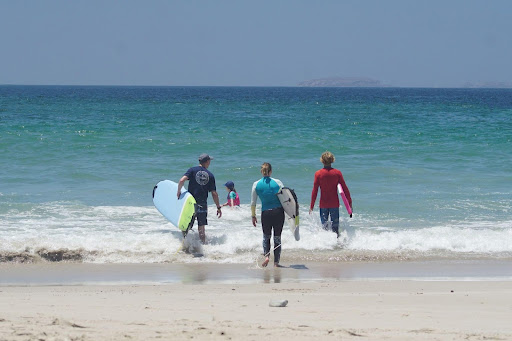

{"left": 261, "top": 207, "right": 285, "bottom": 263}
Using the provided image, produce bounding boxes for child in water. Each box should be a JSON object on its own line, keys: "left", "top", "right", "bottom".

{"left": 222, "top": 181, "right": 240, "bottom": 207}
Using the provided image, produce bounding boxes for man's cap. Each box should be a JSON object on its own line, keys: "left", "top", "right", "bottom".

{"left": 224, "top": 181, "right": 235, "bottom": 190}
{"left": 198, "top": 153, "right": 213, "bottom": 163}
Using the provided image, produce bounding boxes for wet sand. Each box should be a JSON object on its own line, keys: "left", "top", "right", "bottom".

{"left": 2, "top": 259, "right": 512, "bottom": 285}
{"left": 1, "top": 261, "right": 512, "bottom": 340}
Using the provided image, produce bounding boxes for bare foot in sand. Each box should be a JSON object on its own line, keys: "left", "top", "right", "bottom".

{"left": 261, "top": 257, "right": 270, "bottom": 267}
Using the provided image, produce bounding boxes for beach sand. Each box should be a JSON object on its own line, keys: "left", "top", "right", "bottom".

{"left": 1, "top": 262, "right": 511, "bottom": 340}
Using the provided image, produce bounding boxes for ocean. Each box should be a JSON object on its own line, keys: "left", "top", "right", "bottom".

{"left": 1, "top": 85, "right": 511, "bottom": 264}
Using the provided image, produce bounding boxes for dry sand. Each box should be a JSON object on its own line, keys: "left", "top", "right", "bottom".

{"left": 1, "top": 279, "right": 511, "bottom": 340}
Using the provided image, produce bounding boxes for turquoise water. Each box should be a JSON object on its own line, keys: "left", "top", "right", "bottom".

{"left": 1, "top": 86, "right": 511, "bottom": 263}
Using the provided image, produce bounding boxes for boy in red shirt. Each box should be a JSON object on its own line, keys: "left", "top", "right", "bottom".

{"left": 310, "top": 151, "right": 352, "bottom": 238}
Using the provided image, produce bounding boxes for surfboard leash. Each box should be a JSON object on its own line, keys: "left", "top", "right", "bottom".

{"left": 255, "top": 243, "right": 282, "bottom": 268}
{"left": 174, "top": 240, "right": 185, "bottom": 255}
{"left": 263, "top": 243, "right": 281, "bottom": 258}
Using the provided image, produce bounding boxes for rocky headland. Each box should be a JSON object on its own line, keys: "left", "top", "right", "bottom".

{"left": 298, "top": 77, "right": 390, "bottom": 87}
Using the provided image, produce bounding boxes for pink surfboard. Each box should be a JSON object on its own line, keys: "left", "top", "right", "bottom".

{"left": 337, "top": 184, "right": 353, "bottom": 218}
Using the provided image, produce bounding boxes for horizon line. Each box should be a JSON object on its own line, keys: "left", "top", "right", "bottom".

{"left": 2, "top": 83, "right": 512, "bottom": 89}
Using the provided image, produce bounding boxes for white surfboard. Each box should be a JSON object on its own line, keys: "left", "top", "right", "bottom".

{"left": 277, "top": 187, "right": 300, "bottom": 241}
{"left": 153, "top": 180, "right": 197, "bottom": 236}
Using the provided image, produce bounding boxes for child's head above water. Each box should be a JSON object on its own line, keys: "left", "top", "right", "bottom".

{"left": 224, "top": 181, "right": 235, "bottom": 191}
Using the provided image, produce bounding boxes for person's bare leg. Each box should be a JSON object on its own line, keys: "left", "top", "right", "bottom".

{"left": 198, "top": 225, "right": 206, "bottom": 244}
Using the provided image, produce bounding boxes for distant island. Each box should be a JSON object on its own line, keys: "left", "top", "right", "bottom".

{"left": 461, "top": 81, "right": 512, "bottom": 89}
{"left": 298, "top": 77, "right": 391, "bottom": 87}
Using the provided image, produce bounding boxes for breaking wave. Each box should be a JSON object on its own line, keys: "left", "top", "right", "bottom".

{"left": 1, "top": 203, "right": 511, "bottom": 264}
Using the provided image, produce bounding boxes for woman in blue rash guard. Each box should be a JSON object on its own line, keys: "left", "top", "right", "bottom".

{"left": 251, "top": 162, "right": 285, "bottom": 267}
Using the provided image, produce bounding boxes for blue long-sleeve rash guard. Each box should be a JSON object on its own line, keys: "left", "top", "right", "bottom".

{"left": 251, "top": 176, "right": 284, "bottom": 215}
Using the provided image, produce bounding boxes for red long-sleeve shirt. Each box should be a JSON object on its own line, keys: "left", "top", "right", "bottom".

{"left": 310, "top": 167, "right": 352, "bottom": 210}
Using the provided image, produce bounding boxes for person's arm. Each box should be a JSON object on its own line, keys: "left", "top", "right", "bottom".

{"left": 310, "top": 173, "right": 319, "bottom": 213}
{"left": 222, "top": 195, "right": 229, "bottom": 207}
{"left": 177, "top": 175, "right": 188, "bottom": 199}
{"left": 221, "top": 192, "right": 231, "bottom": 207}
{"left": 211, "top": 191, "right": 222, "bottom": 218}
{"left": 251, "top": 181, "right": 258, "bottom": 226}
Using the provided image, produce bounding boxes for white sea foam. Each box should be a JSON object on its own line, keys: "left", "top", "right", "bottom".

{"left": 1, "top": 203, "right": 511, "bottom": 263}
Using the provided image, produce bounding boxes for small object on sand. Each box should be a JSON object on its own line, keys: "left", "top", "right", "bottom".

{"left": 269, "top": 299, "right": 288, "bottom": 307}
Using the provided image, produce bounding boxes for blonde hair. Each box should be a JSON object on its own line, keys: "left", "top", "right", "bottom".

{"left": 321, "top": 151, "right": 335, "bottom": 165}
{"left": 260, "top": 162, "right": 272, "bottom": 176}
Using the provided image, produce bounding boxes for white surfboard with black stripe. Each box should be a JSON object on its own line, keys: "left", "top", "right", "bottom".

{"left": 277, "top": 187, "right": 300, "bottom": 241}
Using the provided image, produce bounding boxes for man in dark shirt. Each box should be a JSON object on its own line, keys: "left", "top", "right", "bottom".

{"left": 177, "top": 153, "right": 222, "bottom": 244}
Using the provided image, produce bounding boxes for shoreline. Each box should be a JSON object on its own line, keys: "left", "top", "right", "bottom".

{"left": 2, "top": 259, "right": 512, "bottom": 286}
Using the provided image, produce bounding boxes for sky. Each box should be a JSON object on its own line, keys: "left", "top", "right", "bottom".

{"left": 1, "top": 0, "right": 511, "bottom": 87}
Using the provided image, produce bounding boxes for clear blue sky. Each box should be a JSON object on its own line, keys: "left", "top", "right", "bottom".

{"left": 1, "top": 0, "right": 511, "bottom": 87}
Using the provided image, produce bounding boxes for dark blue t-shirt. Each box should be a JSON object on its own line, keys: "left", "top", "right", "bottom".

{"left": 184, "top": 166, "right": 216, "bottom": 203}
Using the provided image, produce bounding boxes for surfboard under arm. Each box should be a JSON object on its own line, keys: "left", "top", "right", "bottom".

{"left": 276, "top": 187, "right": 300, "bottom": 241}
{"left": 153, "top": 180, "right": 197, "bottom": 234}
{"left": 337, "top": 184, "right": 352, "bottom": 218}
